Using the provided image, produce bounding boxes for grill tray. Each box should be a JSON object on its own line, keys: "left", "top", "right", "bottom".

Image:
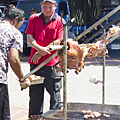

{"left": 42, "top": 110, "right": 120, "bottom": 120}
{"left": 42, "top": 103, "right": 120, "bottom": 120}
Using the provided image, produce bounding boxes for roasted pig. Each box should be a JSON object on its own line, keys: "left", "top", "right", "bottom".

{"left": 57, "top": 25, "right": 120, "bottom": 74}
{"left": 58, "top": 39, "right": 85, "bottom": 74}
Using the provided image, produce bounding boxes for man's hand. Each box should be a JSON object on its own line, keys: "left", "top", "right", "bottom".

{"left": 31, "top": 52, "right": 42, "bottom": 64}
{"left": 20, "top": 78, "right": 30, "bottom": 91}
{"left": 38, "top": 46, "right": 51, "bottom": 56}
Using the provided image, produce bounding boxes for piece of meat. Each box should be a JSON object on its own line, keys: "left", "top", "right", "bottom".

{"left": 84, "top": 38, "right": 109, "bottom": 59}
{"left": 82, "top": 110, "right": 102, "bottom": 119}
{"left": 85, "top": 25, "right": 120, "bottom": 59}
{"left": 83, "top": 114, "right": 94, "bottom": 119}
{"left": 103, "top": 113, "right": 110, "bottom": 117}
{"left": 82, "top": 110, "right": 93, "bottom": 114}
{"left": 109, "top": 25, "right": 120, "bottom": 37}
{"left": 82, "top": 110, "right": 95, "bottom": 119}
{"left": 82, "top": 110, "right": 111, "bottom": 119}
{"left": 93, "top": 112, "right": 101, "bottom": 117}
{"left": 58, "top": 39, "right": 85, "bottom": 74}
{"left": 29, "top": 75, "right": 40, "bottom": 81}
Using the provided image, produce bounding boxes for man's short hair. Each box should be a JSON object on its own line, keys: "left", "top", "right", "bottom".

{"left": 5, "top": 8, "right": 25, "bottom": 22}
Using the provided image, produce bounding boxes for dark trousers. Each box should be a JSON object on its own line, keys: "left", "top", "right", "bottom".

{"left": 29, "top": 65, "right": 62, "bottom": 117}
{"left": 0, "top": 83, "right": 10, "bottom": 120}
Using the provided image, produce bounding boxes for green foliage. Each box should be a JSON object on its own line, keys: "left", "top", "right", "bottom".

{"left": 68, "top": 0, "right": 97, "bottom": 26}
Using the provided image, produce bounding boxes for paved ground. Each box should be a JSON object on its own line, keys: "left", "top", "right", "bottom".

{"left": 8, "top": 56, "right": 120, "bottom": 120}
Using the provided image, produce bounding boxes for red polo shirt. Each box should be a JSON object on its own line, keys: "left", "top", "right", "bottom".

{"left": 26, "top": 13, "right": 63, "bottom": 66}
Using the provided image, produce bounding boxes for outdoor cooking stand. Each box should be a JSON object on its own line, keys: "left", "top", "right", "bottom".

{"left": 20, "top": 5, "right": 120, "bottom": 119}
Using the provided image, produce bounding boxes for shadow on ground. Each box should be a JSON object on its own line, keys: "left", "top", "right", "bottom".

{"left": 20, "top": 55, "right": 120, "bottom": 66}
{"left": 84, "top": 57, "right": 120, "bottom": 66}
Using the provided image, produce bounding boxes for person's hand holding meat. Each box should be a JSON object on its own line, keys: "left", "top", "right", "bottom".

{"left": 19, "top": 77, "right": 30, "bottom": 90}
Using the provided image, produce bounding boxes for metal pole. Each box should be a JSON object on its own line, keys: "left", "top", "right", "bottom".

{"left": 102, "top": 20, "right": 107, "bottom": 104}
{"left": 102, "top": 55, "right": 105, "bottom": 104}
{"left": 62, "top": 16, "right": 68, "bottom": 120}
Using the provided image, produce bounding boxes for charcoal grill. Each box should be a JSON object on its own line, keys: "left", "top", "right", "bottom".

{"left": 42, "top": 103, "right": 120, "bottom": 120}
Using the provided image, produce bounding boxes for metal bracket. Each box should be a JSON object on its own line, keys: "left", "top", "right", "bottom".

{"left": 61, "top": 12, "right": 70, "bottom": 25}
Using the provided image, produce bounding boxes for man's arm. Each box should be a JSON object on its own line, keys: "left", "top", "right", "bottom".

{"left": 8, "top": 47, "right": 24, "bottom": 81}
{"left": 46, "top": 39, "right": 62, "bottom": 48}
{"left": 27, "top": 34, "right": 51, "bottom": 56}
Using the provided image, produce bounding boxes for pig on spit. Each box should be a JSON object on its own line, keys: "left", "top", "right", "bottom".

{"left": 57, "top": 25, "right": 120, "bottom": 74}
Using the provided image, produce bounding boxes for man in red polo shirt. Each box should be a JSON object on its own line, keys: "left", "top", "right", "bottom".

{"left": 26, "top": 0, "right": 63, "bottom": 118}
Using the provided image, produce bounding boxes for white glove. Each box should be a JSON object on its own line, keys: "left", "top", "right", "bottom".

{"left": 20, "top": 78, "right": 30, "bottom": 90}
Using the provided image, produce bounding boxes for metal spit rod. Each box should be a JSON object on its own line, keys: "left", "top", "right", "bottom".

{"left": 21, "top": 53, "right": 57, "bottom": 81}
{"left": 108, "top": 34, "right": 119, "bottom": 44}
{"left": 103, "top": 34, "right": 119, "bottom": 104}
{"left": 102, "top": 28, "right": 106, "bottom": 105}
{"left": 49, "top": 45, "right": 68, "bottom": 51}
{"left": 61, "top": 12, "right": 68, "bottom": 120}
{"left": 62, "top": 24, "right": 67, "bottom": 120}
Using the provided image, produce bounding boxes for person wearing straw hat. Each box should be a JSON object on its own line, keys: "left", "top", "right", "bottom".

{"left": 26, "top": 0, "right": 64, "bottom": 118}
